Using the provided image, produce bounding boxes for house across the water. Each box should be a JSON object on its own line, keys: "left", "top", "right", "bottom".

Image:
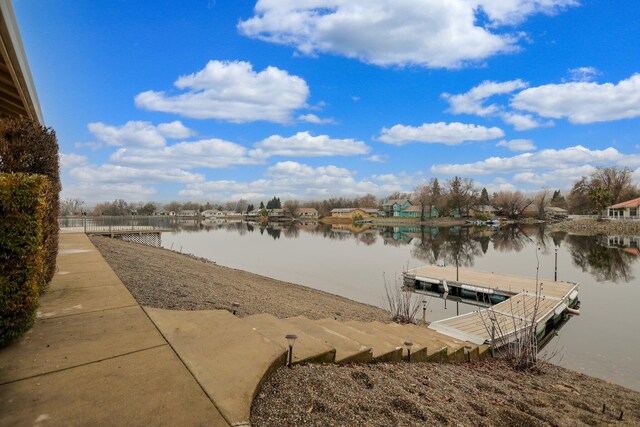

{"left": 296, "top": 207, "right": 319, "bottom": 218}
{"left": 330, "top": 208, "right": 379, "bottom": 219}
{"left": 381, "top": 198, "right": 438, "bottom": 218}
{"left": 607, "top": 197, "right": 640, "bottom": 220}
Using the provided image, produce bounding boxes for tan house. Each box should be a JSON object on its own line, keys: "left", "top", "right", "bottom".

{"left": 296, "top": 207, "right": 319, "bottom": 218}
{"left": 607, "top": 198, "right": 640, "bottom": 220}
{"left": 330, "top": 208, "right": 378, "bottom": 219}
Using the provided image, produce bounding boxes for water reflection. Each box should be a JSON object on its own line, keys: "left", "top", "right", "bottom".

{"left": 165, "top": 219, "right": 639, "bottom": 284}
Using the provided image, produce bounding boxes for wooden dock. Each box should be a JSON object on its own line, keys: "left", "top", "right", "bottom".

{"left": 404, "top": 265, "right": 579, "bottom": 346}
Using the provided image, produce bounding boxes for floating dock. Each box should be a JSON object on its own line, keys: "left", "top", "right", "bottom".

{"left": 403, "top": 265, "right": 579, "bottom": 346}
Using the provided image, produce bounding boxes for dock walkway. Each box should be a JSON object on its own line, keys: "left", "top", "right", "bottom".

{"left": 404, "top": 265, "right": 579, "bottom": 345}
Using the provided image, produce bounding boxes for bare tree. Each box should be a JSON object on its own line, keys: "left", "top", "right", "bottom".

{"left": 60, "top": 198, "right": 84, "bottom": 215}
{"left": 413, "top": 178, "right": 441, "bottom": 220}
{"left": 283, "top": 199, "right": 300, "bottom": 218}
{"left": 532, "top": 188, "right": 551, "bottom": 219}
{"left": 356, "top": 193, "right": 379, "bottom": 209}
{"left": 492, "top": 191, "right": 532, "bottom": 219}
{"left": 591, "top": 166, "right": 637, "bottom": 204}
{"left": 234, "top": 198, "right": 248, "bottom": 213}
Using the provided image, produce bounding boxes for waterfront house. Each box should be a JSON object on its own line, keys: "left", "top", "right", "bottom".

{"left": 606, "top": 197, "right": 640, "bottom": 220}
{"left": 470, "top": 205, "right": 497, "bottom": 217}
{"left": 201, "top": 210, "right": 224, "bottom": 218}
{"left": 176, "top": 210, "right": 198, "bottom": 217}
{"left": 330, "top": 208, "right": 378, "bottom": 219}
{"left": 296, "top": 207, "right": 319, "bottom": 218}
{"left": 268, "top": 208, "right": 286, "bottom": 218}
{"left": 544, "top": 206, "right": 568, "bottom": 218}
{"left": 382, "top": 198, "right": 438, "bottom": 219}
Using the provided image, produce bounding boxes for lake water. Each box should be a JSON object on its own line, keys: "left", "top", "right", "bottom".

{"left": 161, "top": 220, "right": 640, "bottom": 391}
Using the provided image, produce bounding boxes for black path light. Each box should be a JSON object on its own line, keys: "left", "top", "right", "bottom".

{"left": 231, "top": 302, "right": 240, "bottom": 315}
{"left": 422, "top": 300, "right": 428, "bottom": 325}
{"left": 404, "top": 340, "right": 413, "bottom": 363}
{"left": 285, "top": 334, "right": 298, "bottom": 368}
{"left": 464, "top": 344, "right": 473, "bottom": 362}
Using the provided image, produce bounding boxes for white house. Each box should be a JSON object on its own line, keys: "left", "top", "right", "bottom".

{"left": 296, "top": 207, "right": 319, "bottom": 218}
{"left": 176, "top": 210, "right": 198, "bottom": 217}
{"left": 607, "top": 197, "right": 640, "bottom": 220}
{"left": 202, "top": 210, "right": 224, "bottom": 218}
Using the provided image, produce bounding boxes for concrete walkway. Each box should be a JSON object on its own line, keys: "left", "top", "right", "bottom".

{"left": 0, "top": 233, "right": 228, "bottom": 426}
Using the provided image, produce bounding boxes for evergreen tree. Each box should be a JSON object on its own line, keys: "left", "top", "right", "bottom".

{"left": 480, "top": 187, "right": 490, "bottom": 205}
{"left": 259, "top": 201, "right": 265, "bottom": 209}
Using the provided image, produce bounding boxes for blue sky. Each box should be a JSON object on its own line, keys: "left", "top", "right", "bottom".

{"left": 14, "top": 0, "right": 640, "bottom": 204}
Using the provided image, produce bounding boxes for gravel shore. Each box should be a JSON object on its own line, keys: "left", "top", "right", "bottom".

{"left": 89, "top": 235, "right": 390, "bottom": 322}
{"left": 550, "top": 219, "right": 640, "bottom": 234}
{"left": 253, "top": 360, "right": 640, "bottom": 426}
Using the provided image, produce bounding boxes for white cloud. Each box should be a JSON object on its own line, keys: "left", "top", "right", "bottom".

{"left": 135, "top": 60, "right": 309, "bottom": 123}
{"left": 87, "top": 120, "right": 193, "bottom": 148}
{"left": 60, "top": 153, "right": 88, "bottom": 170}
{"left": 378, "top": 122, "right": 504, "bottom": 145}
{"left": 61, "top": 183, "right": 156, "bottom": 204}
{"left": 252, "top": 131, "right": 369, "bottom": 157}
{"left": 500, "top": 112, "right": 547, "bottom": 130}
{"left": 511, "top": 74, "right": 640, "bottom": 124}
{"left": 431, "top": 145, "right": 623, "bottom": 176}
{"left": 298, "top": 113, "right": 335, "bottom": 124}
{"left": 567, "top": 66, "right": 600, "bottom": 82}
{"left": 69, "top": 164, "right": 204, "bottom": 185}
{"left": 443, "top": 79, "right": 528, "bottom": 116}
{"left": 110, "top": 138, "right": 260, "bottom": 169}
{"left": 179, "top": 161, "right": 417, "bottom": 201}
{"left": 365, "top": 154, "right": 388, "bottom": 163}
{"left": 496, "top": 139, "right": 536, "bottom": 152}
{"left": 239, "top": 1, "right": 576, "bottom": 69}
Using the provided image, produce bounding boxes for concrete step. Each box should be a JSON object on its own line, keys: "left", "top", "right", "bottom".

{"left": 316, "top": 319, "right": 402, "bottom": 362}
{"left": 144, "top": 307, "right": 286, "bottom": 427}
{"left": 243, "top": 313, "right": 336, "bottom": 364}
{"left": 383, "top": 322, "right": 468, "bottom": 362}
{"left": 282, "top": 316, "right": 373, "bottom": 364}
{"left": 344, "top": 321, "right": 433, "bottom": 362}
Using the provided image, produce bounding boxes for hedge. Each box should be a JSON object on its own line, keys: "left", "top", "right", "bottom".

{"left": 0, "top": 173, "right": 50, "bottom": 346}
{"left": 0, "top": 118, "right": 60, "bottom": 286}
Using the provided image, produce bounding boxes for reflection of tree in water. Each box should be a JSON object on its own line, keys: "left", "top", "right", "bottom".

{"left": 412, "top": 227, "right": 481, "bottom": 268}
{"left": 565, "top": 235, "right": 636, "bottom": 283}
{"left": 358, "top": 232, "right": 377, "bottom": 246}
{"left": 266, "top": 227, "right": 281, "bottom": 240}
{"left": 283, "top": 222, "right": 300, "bottom": 238}
{"left": 491, "top": 225, "right": 532, "bottom": 253}
{"left": 411, "top": 227, "right": 444, "bottom": 264}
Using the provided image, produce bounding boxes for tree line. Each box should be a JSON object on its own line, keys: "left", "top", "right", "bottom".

{"left": 60, "top": 166, "right": 638, "bottom": 219}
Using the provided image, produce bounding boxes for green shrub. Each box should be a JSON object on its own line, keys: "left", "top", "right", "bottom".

{"left": 0, "top": 173, "right": 50, "bottom": 347}
{"left": 0, "top": 118, "right": 60, "bottom": 287}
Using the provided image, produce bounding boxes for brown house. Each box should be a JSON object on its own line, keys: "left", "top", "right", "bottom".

{"left": 330, "top": 208, "right": 378, "bottom": 219}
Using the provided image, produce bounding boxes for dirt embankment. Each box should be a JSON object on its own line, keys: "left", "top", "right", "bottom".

{"left": 253, "top": 360, "right": 640, "bottom": 426}
{"left": 89, "top": 235, "right": 390, "bottom": 322}
{"left": 550, "top": 219, "right": 640, "bottom": 235}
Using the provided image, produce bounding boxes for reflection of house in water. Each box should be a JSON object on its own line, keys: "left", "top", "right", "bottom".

{"left": 331, "top": 223, "right": 374, "bottom": 234}
{"left": 599, "top": 235, "right": 640, "bottom": 256}
{"left": 380, "top": 226, "right": 439, "bottom": 245}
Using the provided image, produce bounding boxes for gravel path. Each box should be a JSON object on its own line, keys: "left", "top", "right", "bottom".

{"left": 90, "top": 236, "right": 390, "bottom": 322}
{"left": 550, "top": 219, "right": 640, "bottom": 234}
{"left": 252, "top": 360, "right": 640, "bottom": 426}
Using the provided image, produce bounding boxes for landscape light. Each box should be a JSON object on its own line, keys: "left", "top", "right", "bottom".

{"left": 285, "top": 334, "right": 298, "bottom": 368}
{"left": 404, "top": 340, "right": 413, "bottom": 363}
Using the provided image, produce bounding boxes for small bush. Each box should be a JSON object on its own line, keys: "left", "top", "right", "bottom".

{"left": 0, "top": 118, "right": 60, "bottom": 286}
{"left": 0, "top": 173, "right": 50, "bottom": 346}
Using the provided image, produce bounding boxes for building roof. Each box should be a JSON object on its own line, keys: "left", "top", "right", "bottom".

{"left": 403, "top": 205, "right": 422, "bottom": 212}
{"left": 609, "top": 197, "right": 640, "bottom": 209}
{"left": 383, "top": 198, "right": 411, "bottom": 206}
{"left": 331, "top": 207, "right": 378, "bottom": 213}
{"left": 0, "top": 1, "right": 43, "bottom": 123}
{"left": 296, "top": 207, "right": 318, "bottom": 213}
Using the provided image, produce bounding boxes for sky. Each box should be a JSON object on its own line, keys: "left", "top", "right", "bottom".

{"left": 14, "top": 0, "right": 640, "bottom": 205}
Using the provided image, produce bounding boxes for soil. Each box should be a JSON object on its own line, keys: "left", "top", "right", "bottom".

{"left": 89, "top": 235, "right": 390, "bottom": 322}
{"left": 252, "top": 360, "right": 640, "bottom": 426}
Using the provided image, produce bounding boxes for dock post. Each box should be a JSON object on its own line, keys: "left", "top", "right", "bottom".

{"left": 554, "top": 248, "right": 558, "bottom": 281}
{"left": 491, "top": 324, "right": 496, "bottom": 358}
